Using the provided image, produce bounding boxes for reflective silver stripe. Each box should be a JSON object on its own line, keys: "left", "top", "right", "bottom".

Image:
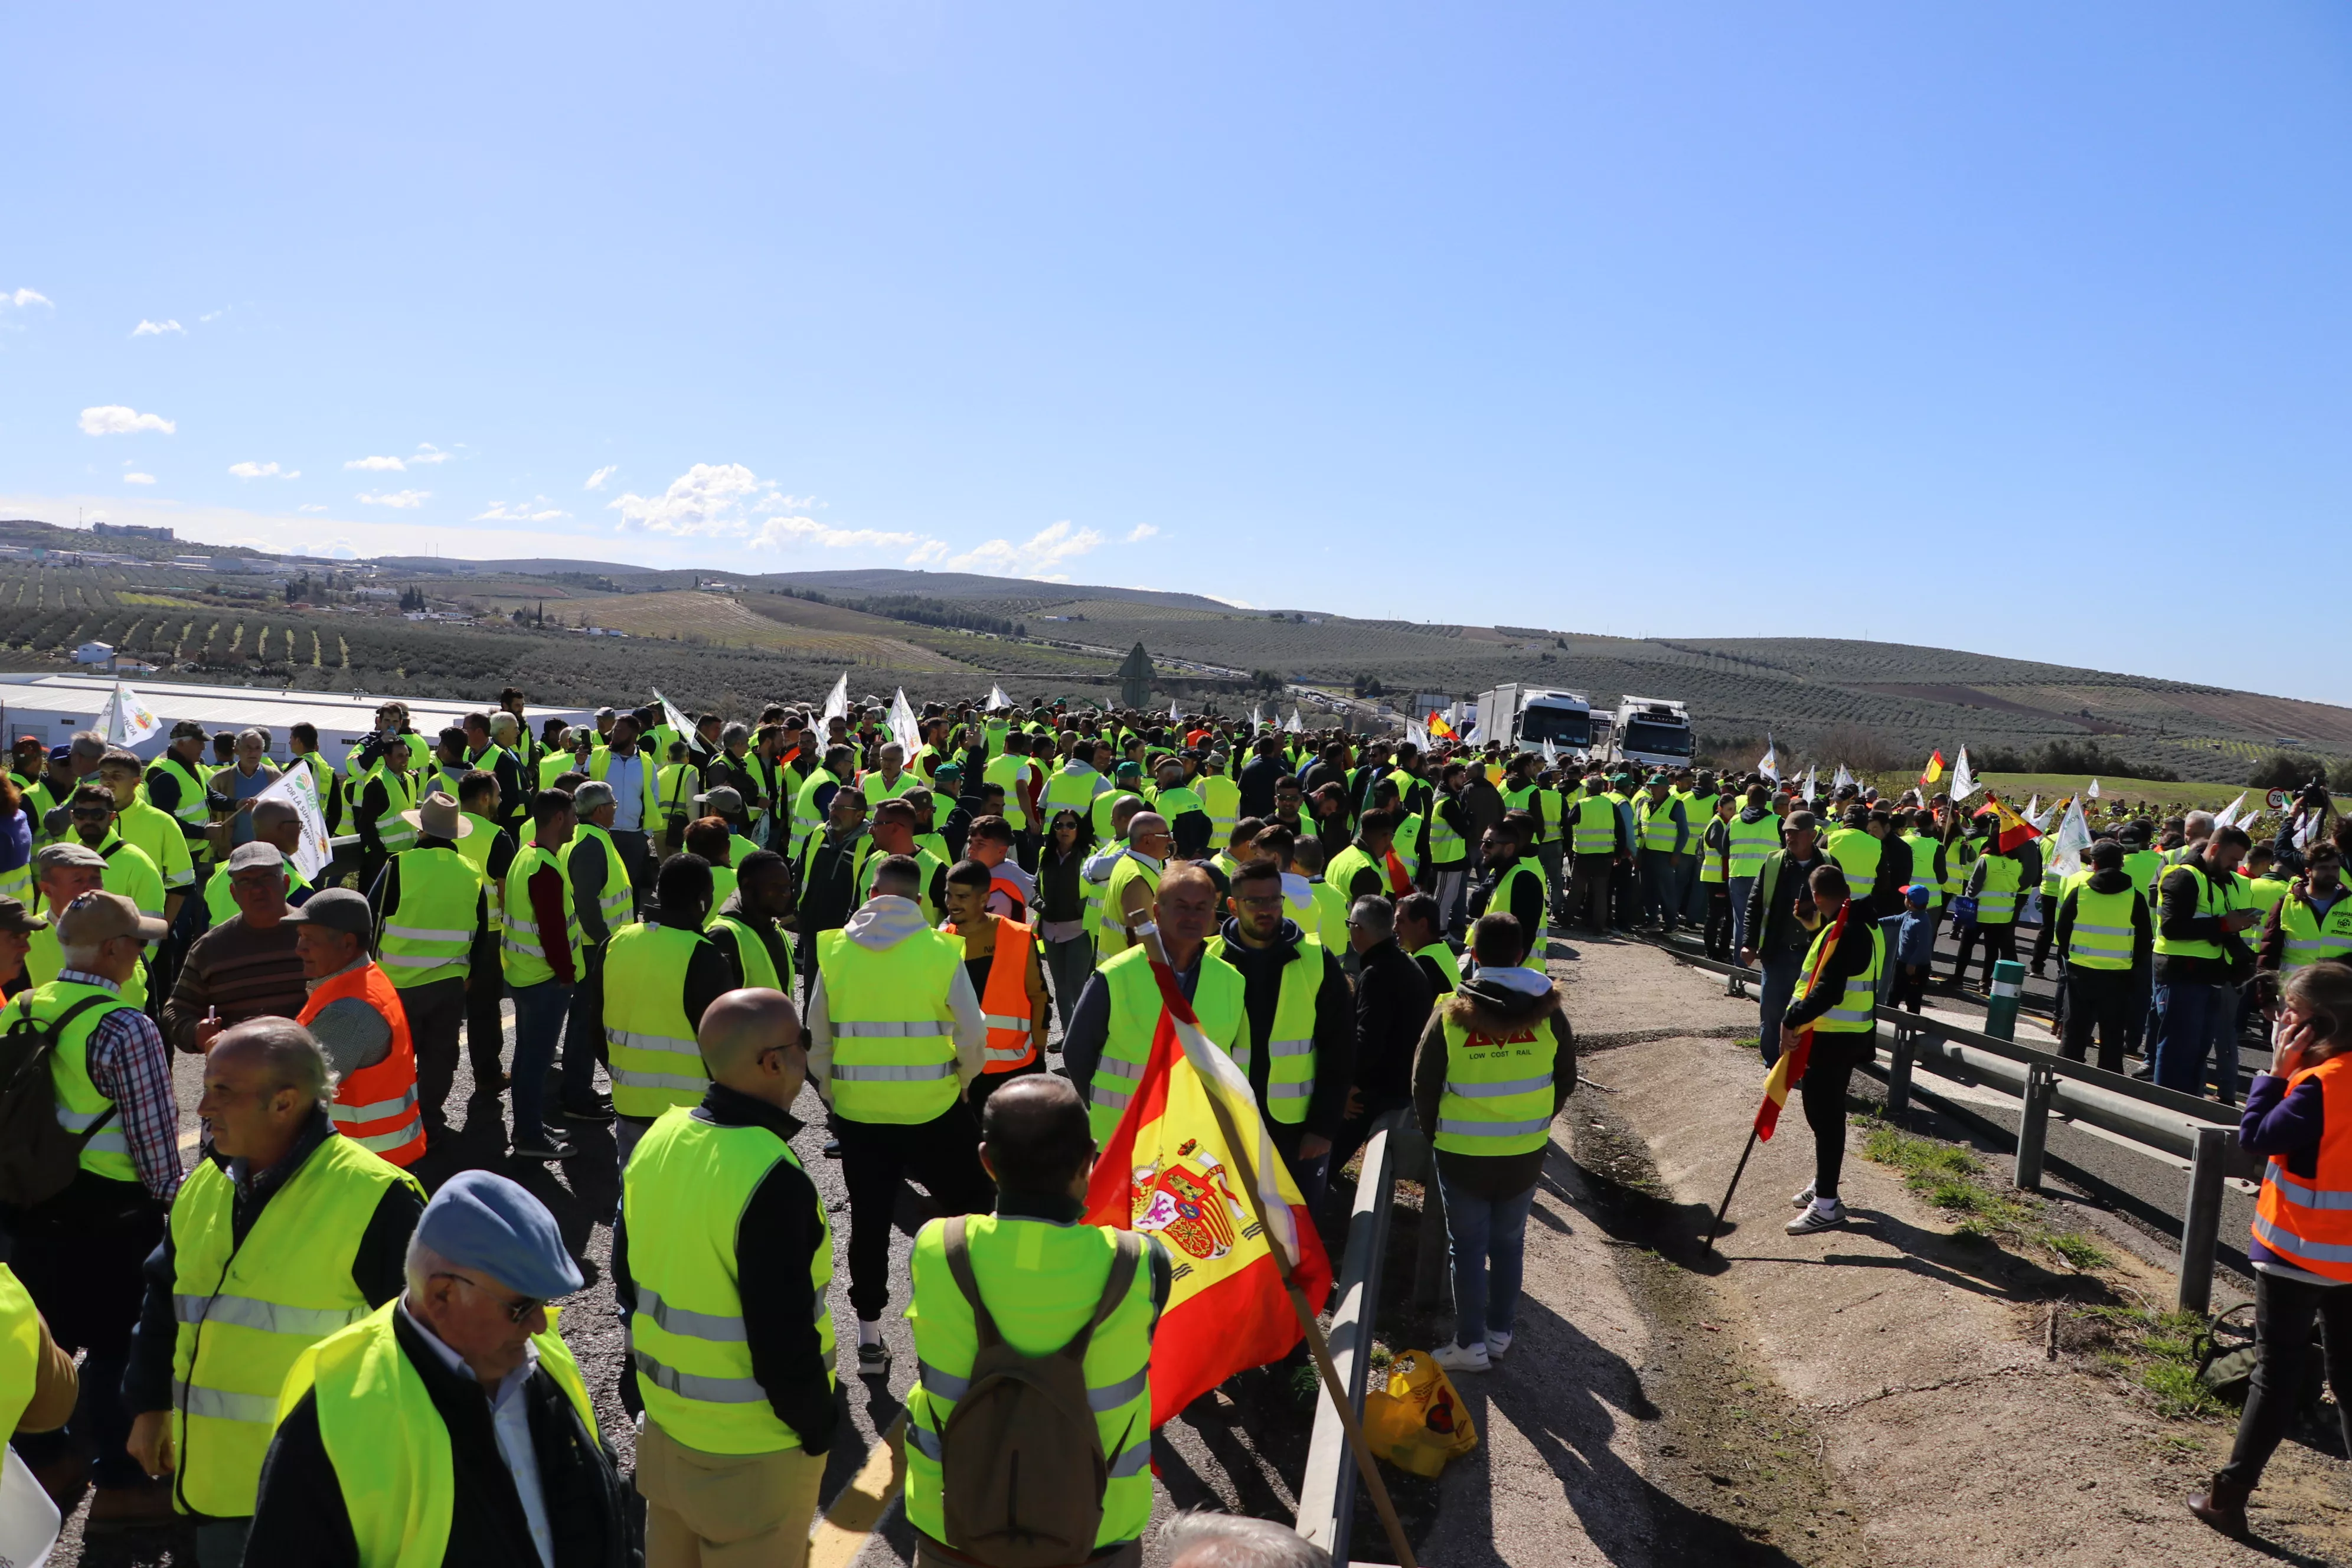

{"left": 383, "top": 923, "right": 471, "bottom": 943}
{"left": 1445, "top": 1075, "right": 1554, "bottom": 1099}
{"left": 1097, "top": 1056, "right": 1146, "bottom": 1082}
{"left": 638, "top": 1285, "right": 747, "bottom": 1342}
{"left": 2266, "top": 1168, "right": 2352, "bottom": 1211}
{"left": 1989, "top": 982, "right": 2020, "bottom": 999}
{"left": 982, "top": 1044, "right": 1034, "bottom": 1063}
{"left": 1092, "top": 1084, "right": 1132, "bottom": 1110}
{"left": 1437, "top": 1115, "right": 1553, "bottom": 1138}
{"left": 378, "top": 952, "right": 465, "bottom": 969}
{"left": 1265, "top": 1038, "right": 1312, "bottom": 1058}
{"left": 908, "top": 1420, "right": 945, "bottom": 1461}
{"left": 919, "top": 1360, "right": 969, "bottom": 1402}
{"left": 831, "top": 1062, "right": 955, "bottom": 1082}
{"left": 611, "top": 1067, "right": 710, "bottom": 1093}
{"left": 609, "top": 1028, "right": 701, "bottom": 1059}
{"left": 1266, "top": 1082, "right": 1311, "bottom": 1099}
{"left": 981, "top": 1013, "right": 1030, "bottom": 1033}
{"left": 1825, "top": 1006, "right": 1876, "bottom": 1024}
{"left": 1109, "top": 1437, "right": 1152, "bottom": 1478}
{"left": 2285, "top": 939, "right": 2350, "bottom": 953}
{"left": 2072, "top": 922, "right": 2131, "bottom": 936}
{"left": 834, "top": 1020, "right": 952, "bottom": 1038}
{"left": 330, "top": 1086, "right": 419, "bottom": 1123}
{"left": 345, "top": 1115, "right": 424, "bottom": 1154}
{"left": 55, "top": 1106, "right": 112, "bottom": 1132}
{"left": 1087, "top": 1367, "right": 1148, "bottom": 1413}
{"left": 173, "top": 1293, "right": 366, "bottom": 1338}
{"left": 83, "top": 1129, "right": 129, "bottom": 1154}
{"left": 506, "top": 916, "right": 541, "bottom": 933}
{"left": 2252, "top": 1209, "right": 2352, "bottom": 1262}
{"left": 631, "top": 1349, "right": 766, "bottom": 1403}
{"left": 171, "top": 1378, "right": 280, "bottom": 1426}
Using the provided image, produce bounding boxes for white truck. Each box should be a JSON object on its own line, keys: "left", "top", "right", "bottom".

{"left": 1609, "top": 697, "right": 1694, "bottom": 770}
{"left": 1472, "top": 684, "right": 1598, "bottom": 759}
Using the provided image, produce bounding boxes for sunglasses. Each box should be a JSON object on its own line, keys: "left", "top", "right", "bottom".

{"left": 432, "top": 1270, "right": 545, "bottom": 1325}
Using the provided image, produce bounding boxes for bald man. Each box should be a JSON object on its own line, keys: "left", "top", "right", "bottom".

{"left": 618, "top": 989, "right": 839, "bottom": 1568}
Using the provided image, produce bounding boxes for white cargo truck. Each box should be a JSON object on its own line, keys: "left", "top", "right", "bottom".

{"left": 1608, "top": 697, "right": 1694, "bottom": 770}
{"left": 1472, "top": 685, "right": 1598, "bottom": 759}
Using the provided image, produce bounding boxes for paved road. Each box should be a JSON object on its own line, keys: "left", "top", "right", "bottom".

{"left": 56, "top": 986, "right": 1311, "bottom": 1567}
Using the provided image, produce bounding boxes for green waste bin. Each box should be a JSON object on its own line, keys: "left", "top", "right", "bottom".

{"left": 1987, "top": 958, "right": 2026, "bottom": 1040}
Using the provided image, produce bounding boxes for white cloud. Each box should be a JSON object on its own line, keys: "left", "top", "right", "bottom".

{"left": 297, "top": 504, "right": 329, "bottom": 512}
{"left": 1125, "top": 523, "right": 1159, "bottom": 543}
{"left": 80, "top": 404, "right": 176, "bottom": 436}
{"left": 409, "top": 443, "right": 450, "bottom": 465}
{"left": 123, "top": 472, "right": 157, "bottom": 485}
{"left": 584, "top": 465, "right": 618, "bottom": 491}
{"left": 228, "top": 461, "right": 299, "bottom": 479}
{"left": 289, "top": 538, "right": 361, "bottom": 559}
{"left": 199, "top": 308, "right": 230, "bottom": 323}
{"left": 131, "top": 319, "right": 184, "bottom": 337}
{"left": 475, "top": 498, "right": 571, "bottom": 523}
{"left": 357, "top": 489, "right": 431, "bottom": 508}
{"left": 904, "top": 539, "right": 951, "bottom": 566}
{"left": 948, "top": 520, "right": 1105, "bottom": 579}
{"left": 750, "top": 515, "right": 922, "bottom": 551}
{"left": 345, "top": 455, "right": 406, "bottom": 472}
{"left": 607, "top": 463, "right": 937, "bottom": 556}
{"left": 3, "top": 289, "right": 51, "bottom": 310}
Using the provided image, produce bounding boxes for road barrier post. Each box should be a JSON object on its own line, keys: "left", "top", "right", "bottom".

{"left": 2177, "top": 1125, "right": 2228, "bottom": 1317}
{"left": 1886, "top": 1020, "right": 1917, "bottom": 1120}
{"left": 1986, "top": 959, "right": 2026, "bottom": 1040}
{"left": 2014, "top": 1061, "right": 2054, "bottom": 1192}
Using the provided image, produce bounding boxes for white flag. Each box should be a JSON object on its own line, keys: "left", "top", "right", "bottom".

{"left": 2023, "top": 793, "right": 2040, "bottom": 824}
{"left": 1951, "top": 747, "right": 1977, "bottom": 801}
{"left": 650, "top": 687, "right": 693, "bottom": 743}
{"left": 985, "top": 683, "right": 1012, "bottom": 713}
{"left": 1283, "top": 709, "right": 1303, "bottom": 734}
{"left": 255, "top": 763, "right": 334, "bottom": 880}
{"left": 1541, "top": 737, "right": 1559, "bottom": 768}
{"left": 2214, "top": 792, "right": 2246, "bottom": 831}
{"left": 2049, "top": 799, "right": 2093, "bottom": 878}
{"left": 1462, "top": 721, "right": 1482, "bottom": 746}
{"left": 1249, "top": 704, "right": 1263, "bottom": 729}
{"left": 1801, "top": 765, "right": 1817, "bottom": 801}
{"left": 820, "top": 672, "right": 850, "bottom": 727}
{"left": 2086, "top": 778, "right": 2101, "bottom": 801}
{"left": 1407, "top": 720, "right": 1431, "bottom": 752}
{"left": 1170, "top": 700, "right": 1183, "bottom": 722}
{"left": 96, "top": 681, "right": 161, "bottom": 747}
{"left": 1758, "top": 733, "right": 1779, "bottom": 782}
{"left": 887, "top": 688, "right": 922, "bottom": 759}
{"left": 2298, "top": 809, "right": 2324, "bottom": 851}
{"left": 1832, "top": 764, "right": 1856, "bottom": 793}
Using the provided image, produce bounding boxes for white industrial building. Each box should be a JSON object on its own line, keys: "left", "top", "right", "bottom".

{"left": 0, "top": 674, "right": 594, "bottom": 762}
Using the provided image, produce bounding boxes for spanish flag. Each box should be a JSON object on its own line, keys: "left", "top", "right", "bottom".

{"left": 1976, "top": 795, "right": 2043, "bottom": 854}
{"left": 1084, "top": 949, "right": 1335, "bottom": 1427}
{"left": 1919, "top": 749, "right": 1946, "bottom": 786}
{"left": 1427, "top": 710, "right": 1456, "bottom": 740}
{"left": 1754, "top": 903, "right": 1849, "bottom": 1140}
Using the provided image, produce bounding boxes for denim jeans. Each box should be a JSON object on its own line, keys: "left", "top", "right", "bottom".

{"left": 1438, "top": 1174, "right": 1538, "bottom": 1346}
{"left": 1727, "top": 876, "right": 1756, "bottom": 956}
{"left": 561, "top": 945, "right": 606, "bottom": 1109}
{"left": 2152, "top": 978, "right": 2242, "bottom": 1102}
{"left": 1638, "top": 850, "right": 1677, "bottom": 925}
{"left": 1758, "top": 950, "right": 1802, "bottom": 1067}
{"left": 508, "top": 979, "right": 574, "bottom": 1144}
{"left": 1043, "top": 933, "right": 1095, "bottom": 1033}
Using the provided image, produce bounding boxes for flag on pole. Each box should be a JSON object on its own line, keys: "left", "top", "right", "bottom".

{"left": 2086, "top": 778, "right": 2101, "bottom": 801}
{"left": 1758, "top": 734, "right": 1779, "bottom": 783}
{"left": 2214, "top": 793, "right": 2246, "bottom": 831}
{"left": 1801, "top": 764, "right": 1817, "bottom": 802}
{"left": 1920, "top": 749, "right": 1946, "bottom": 786}
{"left": 1950, "top": 747, "right": 1977, "bottom": 801}
{"left": 887, "top": 688, "right": 921, "bottom": 759}
{"left": 1083, "top": 945, "right": 1335, "bottom": 1427}
{"left": 1754, "top": 902, "right": 1849, "bottom": 1141}
{"left": 1249, "top": 704, "right": 1263, "bottom": 729}
{"left": 1832, "top": 764, "right": 1856, "bottom": 793}
{"left": 2049, "top": 799, "right": 2093, "bottom": 878}
{"left": 650, "top": 687, "right": 694, "bottom": 746}
{"left": 1283, "top": 709, "right": 1303, "bottom": 734}
{"left": 254, "top": 764, "right": 334, "bottom": 880}
{"left": 1407, "top": 719, "right": 1430, "bottom": 753}
{"left": 985, "top": 683, "right": 1013, "bottom": 713}
{"left": 2022, "top": 793, "right": 2039, "bottom": 825}
{"left": 1540, "top": 738, "right": 1559, "bottom": 769}
{"left": 1169, "top": 700, "right": 1183, "bottom": 722}
{"left": 1427, "top": 710, "right": 1457, "bottom": 741}
{"left": 95, "top": 681, "right": 161, "bottom": 748}
{"left": 1978, "top": 795, "right": 2043, "bottom": 853}
{"left": 819, "top": 672, "right": 850, "bottom": 728}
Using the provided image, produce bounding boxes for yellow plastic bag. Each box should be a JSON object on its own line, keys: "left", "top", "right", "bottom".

{"left": 1360, "top": 1349, "right": 1479, "bottom": 1477}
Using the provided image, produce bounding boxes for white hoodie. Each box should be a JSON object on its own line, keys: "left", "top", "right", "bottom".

{"left": 805, "top": 895, "right": 989, "bottom": 1102}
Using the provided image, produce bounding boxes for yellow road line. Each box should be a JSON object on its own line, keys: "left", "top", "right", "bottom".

{"left": 808, "top": 1412, "right": 908, "bottom": 1568}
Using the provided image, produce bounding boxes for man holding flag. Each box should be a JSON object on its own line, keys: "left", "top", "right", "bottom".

{"left": 1774, "top": 864, "right": 1883, "bottom": 1235}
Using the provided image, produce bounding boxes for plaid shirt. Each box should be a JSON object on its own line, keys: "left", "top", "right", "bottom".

{"left": 60, "top": 969, "right": 182, "bottom": 1201}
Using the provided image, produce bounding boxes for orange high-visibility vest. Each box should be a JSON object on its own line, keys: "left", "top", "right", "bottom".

{"left": 988, "top": 870, "right": 1029, "bottom": 922}
{"left": 298, "top": 962, "right": 427, "bottom": 1167}
{"left": 952, "top": 914, "right": 1038, "bottom": 1075}
{"left": 2252, "top": 1054, "right": 2352, "bottom": 1283}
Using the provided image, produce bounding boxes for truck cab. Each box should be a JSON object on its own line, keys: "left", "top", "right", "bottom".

{"left": 1611, "top": 697, "right": 1693, "bottom": 770}
{"left": 1475, "top": 684, "right": 1596, "bottom": 761}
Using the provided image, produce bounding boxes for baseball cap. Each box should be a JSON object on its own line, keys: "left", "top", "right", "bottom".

{"left": 55, "top": 890, "right": 168, "bottom": 946}
{"left": 1906, "top": 883, "right": 1932, "bottom": 908}
{"left": 284, "top": 887, "right": 373, "bottom": 937}
{"left": 694, "top": 786, "right": 743, "bottom": 814}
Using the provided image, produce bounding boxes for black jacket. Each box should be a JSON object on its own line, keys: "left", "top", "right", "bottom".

{"left": 1743, "top": 848, "right": 1827, "bottom": 961}
{"left": 1467, "top": 851, "right": 1546, "bottom": 938}
{"left": 247, "top": 1307, "right": 636, "bottom": 1568}
{"left": 1410, "top": 973, "right": 1576, "bottom": 1200}
{"left": 1238, "top": 753, "right": 1287, "bottom": 819}
{"left": 1779, "top": 907, "right": 1880, "bottom": 1033}
{"left": 1216, "top": 916, "right": 1354, "bottom": 1142}
{"left": 707, "top": 891, "right": 794, "bottom": 989}
{"left": 1353, "top": 937, "right": 1433, "bottom": 1105}
{"left": 613, "top": 1085, "right": 838, "bottom": 1451}
{"left": 2156, "top": 848, "right": 2252, "bottom": 985}
{"left": 795, "top": 828, "right": 869, "bottom": 935}
{"left": 126, "top": 1109, "right": 422, "bottom": 1433}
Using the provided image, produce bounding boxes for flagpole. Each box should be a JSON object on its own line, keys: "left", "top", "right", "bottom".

{"left": 1706, "top": 902, "right": 1847, "bottom": 1255}
{"left": 1703, "top": 1128, "right": 1762, "bottom": 1252}
{"left": 1127, "top": 895, "right": 1419, "bottom": 1568}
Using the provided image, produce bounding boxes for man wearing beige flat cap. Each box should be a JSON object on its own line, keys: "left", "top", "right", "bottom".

{"left": 368, "top": 792, "right": 491, "bottom": 1135}
{"left": 0, "top": 893, "right": 47, "bottom": 998}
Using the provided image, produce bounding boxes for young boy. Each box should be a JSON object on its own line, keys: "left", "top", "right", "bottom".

{"left": 1893, "top": 882, "right": 1935, "bottom": 1014}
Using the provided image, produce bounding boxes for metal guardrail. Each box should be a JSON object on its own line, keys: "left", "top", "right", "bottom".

{"left": 1652, "top": 942, "right": 2264, "bottom": 1313}
{"left": 1296, "top": 1106, "right": 1417, "bottom": 1564}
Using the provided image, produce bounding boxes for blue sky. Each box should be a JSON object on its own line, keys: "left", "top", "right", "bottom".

{"left": 5, "top": 3, "right": 2348, "bottom": 701}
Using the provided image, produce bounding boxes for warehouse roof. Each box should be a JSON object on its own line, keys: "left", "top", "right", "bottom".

{"left": 0, "top": 673, "right": 593, "bottom": 748}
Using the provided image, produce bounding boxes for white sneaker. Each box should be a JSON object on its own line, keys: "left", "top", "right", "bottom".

{"left": 1791, "top": 1180, "right": 1816, "bottom": 1210}
{"left": 1431, "top": 1341, "right": 1491, "bottom": 1374}
{"left": 1786, "top": 1199, "right": 1848, "bottom": 1236}
{"left": 1485, "top": 1329, "right": 1514, "bottom": 1358}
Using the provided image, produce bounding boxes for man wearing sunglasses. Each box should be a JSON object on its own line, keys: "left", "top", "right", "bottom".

{"left": 249, "top": 1170, "right": 631, "bottom": 1567}
{"left": 64, "top": 785, "right": 168, "bottom": 937}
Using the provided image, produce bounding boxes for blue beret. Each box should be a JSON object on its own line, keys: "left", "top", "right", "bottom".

{"left": 414, "top": 1171, "right": 583, "bottom": 1301}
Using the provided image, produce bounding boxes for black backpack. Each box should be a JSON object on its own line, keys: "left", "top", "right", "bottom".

{"left": 0, "top": 992, "right": 119, "bottom": 1207}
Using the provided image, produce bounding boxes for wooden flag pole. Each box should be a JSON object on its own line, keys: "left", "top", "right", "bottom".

{"left": 1126, "top": 883, "right": 1419, "bottom": 1568}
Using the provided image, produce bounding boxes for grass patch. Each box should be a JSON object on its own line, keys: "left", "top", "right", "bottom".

{"left": 1857, "top": 1115, "right": 2113, "bottom": 1270}
{"left": 2073, "top": 1305, "right": 2230, "bottom": 1419}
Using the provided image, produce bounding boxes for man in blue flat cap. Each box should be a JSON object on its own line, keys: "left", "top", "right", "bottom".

{"left": 246, "top": 1170, "right": 635, "bottom": 1567}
